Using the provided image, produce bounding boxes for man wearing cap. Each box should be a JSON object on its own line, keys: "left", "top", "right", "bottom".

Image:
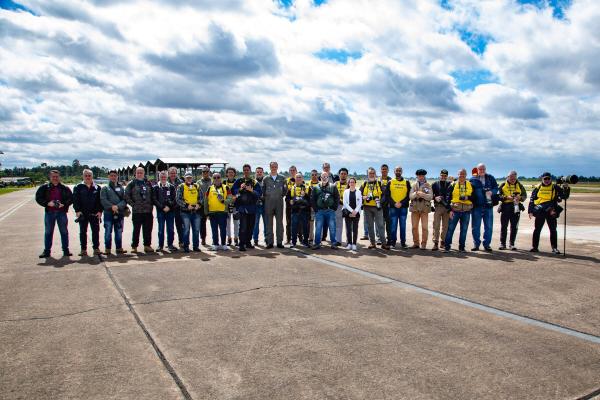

{"left": 307, "top": 169, "right": 320, "bottom": 244}
{"left": 153, "top": 171, "right": 177, "bottom": 252}
{"left": 498, "top": 170, "right": 527, "bottom": 250}
{"left": 469, "top": 163, "right": 499, "bottom": 251}
{"left": 360, "top": 167, "right": 390, "bottom": 250}
{"left": 285, "top": 165, "right": 298, "bottom": 245}
{"left": 263, "top": 161, "right": 287, "bottom": 249}
{"left": 198, "top": 166, "right": 213, "bottom": 246}
{"left": 125, "top": 167, "right": 155, "bottom": 253}
{"left": 386, "top": 166, "right": 411, "bottom": 248}
{"left": 443, "top": 168, "right": 474, "bottom": 253}
{"left": 378, "top": 164, "right": 392, "bottom": 245}
{"left": 176, "top": 172, "right": 203, "bottom": 253}
{"left": 36, "top": 170, "right": 73, "bottom": 258}
{"left": 311, "top": 172, "right": 339, "bottom": 250}
{"left": 431, "top": 169, "right": 451, "bottom": 251}
{"left": 73, "top": 169, "right": 103, "bottom": 257}
{"left": 409, "top": 169, "right": 433, "bottom": 249}
{"left": 528, "top": 172, "right": 569, "bottom": 254}
{"left": 232, "top": 164, "right": 262, "bottom": 251}
{"left": 100, "top": 169, "right": 128, "bottom": 256}
{"left": 167, "top": 167, "right": 184, "bottom": 248}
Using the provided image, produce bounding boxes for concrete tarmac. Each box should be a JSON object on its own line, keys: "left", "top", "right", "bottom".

{"left": 1, "top": 188, "right": 599, "bottom": 399}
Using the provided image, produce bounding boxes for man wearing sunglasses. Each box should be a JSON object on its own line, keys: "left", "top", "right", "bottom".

{"left": 73, "top": 169, "right": 103, "bottom": 256}
{"left": 528, "top": 172, "right": 569, "bottom": 254}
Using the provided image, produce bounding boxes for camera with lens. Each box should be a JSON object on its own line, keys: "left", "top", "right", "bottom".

{"left": 375, "top": 198, "right": 381, "bottom": 210}
{"left": 459, "top": 195, "right": 469, "bottom": 201}
{"left": 74, "top": 214, "right": 86, "bottom": 223}
{"left": 52, "top": 200, "right": 61, "bottom": 208}
{"left": 366, "top": 192, "right": 374, "bottom": 202}
{"left": 556, "top": 175, "right": 578, "bottom": 185}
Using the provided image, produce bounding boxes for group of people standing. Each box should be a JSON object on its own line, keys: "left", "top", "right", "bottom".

{"left": 36, "top": 162, "right": 570, "bottom": 258}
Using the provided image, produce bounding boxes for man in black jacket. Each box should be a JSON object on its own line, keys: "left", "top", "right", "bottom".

{"left": 36, "top": 170, "right": 73, "bottom": 258}
{"left": 153, "top": 171, "right": 177, "bottom": 252}
{"left": 167, "top": 167, "right": 184, "bottom": 248}
{"left": 431, "top": 169, "right": 451, "bottom": 251}
{"left": 73, "top": 169, "right": 103, "bottom": 256}
{"left": 232, "top": 164, "right": 262, "bottom": 251}
{"left": 125, "top": 167, "right": 154, "bottom": 253}
{"left": 311, "top": 172, "right": 340, "bottom": 250}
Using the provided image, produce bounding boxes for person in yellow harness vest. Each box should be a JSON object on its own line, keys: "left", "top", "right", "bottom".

{"left": 498, "top": 170, "right": 527, "bottom": 250}
{"left": 443, "top": 168, "right": 473, "bottom": 253}
{"left": 528, "top": 172, "right": 569, "bottom": 254}
{"left": 285, "top": 165, "right": 297, "bottom": 245}
{"left": 285, "top": 173, "right": 311, "bottom": 247}
{"left": 378, "top": 164, "right": 392, "bottom": 245}
{"left": 175, "top": 172, "right": 203, "bottom": 253}
{"left": 204, "top": 173, "right": 233, "bottom": 251}
{"left": 334, "top": 168, "right": 349, "bottom": 246}
{"left": 409, "top": 169, "right": 433, "bottom": 249}
{"left": 360, "top": 167, "right": 390, "bottom": 250}
{"left": 386, "top": 166, "right": 411, "bottom": 248}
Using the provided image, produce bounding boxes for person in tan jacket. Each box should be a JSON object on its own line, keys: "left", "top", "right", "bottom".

{"left": 409, "top": 169, "right": 433, "bottom": 249}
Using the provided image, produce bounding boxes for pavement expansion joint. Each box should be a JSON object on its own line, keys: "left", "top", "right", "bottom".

{"left": 130, "top": 281, "right": 392, "bottom": 306}
{"left": 0, "top": 304, "right": 124, "bottom": 323}
{"left": 99, "top": 256, "right": 193, "bottom": 400}
{"left": 575, "top": 386, "right": 600, "bottom": 400}
{"left": 291, "top": 248, "right": 600, "bottom": 345}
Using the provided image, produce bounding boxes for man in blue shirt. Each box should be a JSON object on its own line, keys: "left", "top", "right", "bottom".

{"left": 469, "top": 163, "right": 498, "bottom": 251}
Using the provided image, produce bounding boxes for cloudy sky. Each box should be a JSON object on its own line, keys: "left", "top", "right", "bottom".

{"left": 0, "top": 0, "right": 598, "bottom": 177}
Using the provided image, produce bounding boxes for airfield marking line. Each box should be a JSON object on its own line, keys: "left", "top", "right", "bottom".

{"left": 293, "top": 249, "right": 600, "bottom": 345}
{"left": 0, "top": 198, "right": 31, "bottom": 222}
{"left": 99, "top": 256, "right": 193, "bottom": 400}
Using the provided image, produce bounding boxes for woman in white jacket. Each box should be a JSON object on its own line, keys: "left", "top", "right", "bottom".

{"left": 343, "top": 177, "right": 363, "bottom": 250}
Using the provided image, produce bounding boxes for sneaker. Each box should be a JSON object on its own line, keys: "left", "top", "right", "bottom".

{"left": 510, "top": 245, "right": 517, "bottom": 251}
{"left": 39, "top": 250, "right": 50, "bottom": 258}
{"left": 63, "top": 250, "right": 73, "bottom": 257}
{"left": 144, "top": 246, "right": 155, "bottom": 253}
{"left": 471, "top": 246, "right": 480, "bottom": 251}
{"left": 499, "top": 244, "right": 507, "bottom": 250}
{"left": 78, "top": 249, "right": 88, "bottom": 257}
{"left": 221, "top": 245, "right": 230, "bottom": 251}
{"left": 529, "top": 248, "right": 539, "bottom": 252}
{"left": 352, "top": 244, "right": 357, "bottom": 251}
{"left": 210, "top": 245, "right": 219, "bottom": 251}
{"left": 157, "top": 246, "right": 164, "bottom": 252}
{"left": 484, "top": 246, "right": 493, "bottom": 252}
{"left": 116, "top": 248, "right": 127, "bottom": 254}
{"left": 346, "top": 244, "right": 352, "bottom": 250}
{"left": 552, "top": 248, "right": 561, "bottom": 255}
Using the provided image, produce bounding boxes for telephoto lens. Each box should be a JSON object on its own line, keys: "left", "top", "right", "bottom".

{"left": 557, "top": 175, "right": 579, "bottom": 185}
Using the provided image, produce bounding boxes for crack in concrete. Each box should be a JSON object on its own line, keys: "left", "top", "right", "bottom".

{"left": 0, "top": 304, "right": 123, "bottom": 323}
{"left": 131, "top": 281, "right": 392, "bottom": 306}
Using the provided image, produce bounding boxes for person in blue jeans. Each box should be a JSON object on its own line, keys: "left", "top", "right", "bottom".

{"left": 153, "top": 171, "right": 177, "bottom": 252}
{"left": 386, "top": 166, "right": 411, "bottom": 248}
{"left": 469, "top": 163, "right": 498, "bottom": 251}
{"left": 100, "top": 170, "right": 128, "bottom": 255}
{"left": 252, "top": 167, "right": 266, "bottom": 245}
{"left": 311, "top": 172, "right": 339, "bottom": 249}
{"left": 176, "top": 172, "right": 203, "bottom": 252}
{"left": 444, "top": 168, "right": 474, "bottom": 253}
{"left": 36, "top": 170, "right": 73, "bottom": 258}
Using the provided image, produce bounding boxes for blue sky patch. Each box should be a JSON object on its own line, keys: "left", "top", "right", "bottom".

{"left": 0, "top": 0, "right": 36, "bottom": 15}
{"left": 314, "top": 48, "right": 362, "bottom": 64}
{"left": 450, "top": 69, "right": 498, "bottom": 91}
{"left": 457, "top": 27, "right": 492, "bottom": 55}
{"left": 277, "top": 0, "right": 293, "bottom": 8}
{"left": 439, "top": 0, "right": 452, "bottom": 10}
{"left": 314, "top": 0, "right": 327, "bottom": 5}
{"left": 517, "top": 0, "right": 572, "bottom": 19}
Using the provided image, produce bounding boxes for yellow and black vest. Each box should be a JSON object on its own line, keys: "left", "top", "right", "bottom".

{"left": 362, "top": 181, "right": 383, "bottom": 207}
{"left": 450, "top": 181, "right": 473, "bottom": 205}
{"left": 389, "top": 178, "right": 410, "bottom": 203}
{"left": 182, "top": 183, "right": 199, "bottom": 205}
{"left": 207, "top": 185, "right": 228, "bottom": 213}
{"left": 534, "top": 184, "right": 556, "bottom": 205}
{"left": 336, "top": 181, "right": 348, "bottom": 204}
{"left": 501, "top": 181, "right": 522, "bottom": 204}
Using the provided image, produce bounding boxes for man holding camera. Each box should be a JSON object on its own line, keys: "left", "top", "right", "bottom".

{"left": 36, "top": 170, "right": 73, "bottom": 258}
{"left": 263, "top": 161, "right": 287, "bottom": 249}
{"left": 443, "top": 168, "right": 474, "bottom": 253}
{"left": 176, "top": 172, "right": 203, "bottom": 253}
{"left": 287, "top": 172, "right": 311, "bottom": 248}
{"left": 311, "top": 172, "right": 339, "bottom": 250}
{"left": 204, "top": 173, "right": 232, "bottom": 251}
{"left": 224, "top": 167, "right": 239, "bottom": 247}
{"left": 285, "top": 165, "right": 298, "bottom": 245}
{"left": 125, "top": 167, "right": 154, "bottom": 253}
{"left": 378, "top": 164, "right": 392, "bottom": 245}
{"left": 387, "top": 166, "right": 411, "bottom": 248}
{"left": 498, "top": 171, "right": 527, "bottom": 250}
{"left": 360, "top": 168, "right": 389, "bottom": 250}
{"left": 334, "top": 168, "right": 349, "bottom": 247}
{"left": 100, "top": 169, "right": 128, "bottom": 256}
{"left": 528, "top": 172, "right": 569, "bottom": 254}
{"left": 431, "top": 169, "right": 451, "bottom": 251}
{"left": 73, "top": 169, "right": 103, "bottom": 257}
{"left": 409, "top": 169, "right": 433, "bottom": 250}
{"left": 232, "top": 164, "right": 262, "bottom": 251}
{"left": 469, "top": 163, "right": 498, "bottom": 251}
{"left": 153, "top": 171, "right": 177, "bottom": 252}
{"left": 198, "top": 166, "right": 213, "bottom": 246}
{"left": 252, "top": 166, "right": 266, "bottom": 246}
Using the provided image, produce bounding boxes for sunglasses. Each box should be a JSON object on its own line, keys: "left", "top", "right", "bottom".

{"left": 543, "top": 177, "right": 551, "bottom": 180}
